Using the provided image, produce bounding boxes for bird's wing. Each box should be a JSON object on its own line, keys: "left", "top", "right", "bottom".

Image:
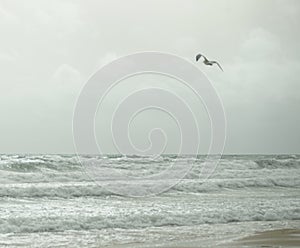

{"left": 196, "top": 54, "right": 202, "bottom": 61}
{"left": 211, "top": 61, "right": 223, "bottom": 71}
{"left": 196, "top": 53, "right": 208, "bottom": 62}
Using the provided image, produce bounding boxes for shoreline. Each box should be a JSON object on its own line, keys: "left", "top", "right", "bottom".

{"left": 109, "top": 227, "right": 300, "bottom": 248}
{"left": 230, "top": 228, "right": 300, "bottom": 247}
{"left": 105, "top": 225, "right": 300, "bottom": 248}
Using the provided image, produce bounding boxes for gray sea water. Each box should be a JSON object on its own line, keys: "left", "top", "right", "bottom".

{"left": 0, "top": 154, "right": 299, "bottom": 247}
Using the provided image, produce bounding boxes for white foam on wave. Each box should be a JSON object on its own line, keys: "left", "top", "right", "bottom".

{"left": 0, "top": 194, "right": 299, "bottom": 234}
{"left": 0, "top": 154, "right": 299, "bottom": 235}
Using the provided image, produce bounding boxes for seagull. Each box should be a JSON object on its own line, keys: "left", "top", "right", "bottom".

{"left": 196, "top": 53, "right": 223, "bottom": 71}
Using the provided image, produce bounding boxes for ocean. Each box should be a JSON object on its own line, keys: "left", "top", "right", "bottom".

{"left": 0, "top": 154, "right": 299, "bottom": 247}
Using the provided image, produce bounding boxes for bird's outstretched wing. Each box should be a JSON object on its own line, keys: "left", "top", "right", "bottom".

{"left": 211, "top": 61, "right": 223, "bottom": 71}
{"left": 196, "top": 53, "right": 206, "bottom": 61}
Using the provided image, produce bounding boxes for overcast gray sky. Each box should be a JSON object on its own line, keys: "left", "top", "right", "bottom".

{"left": 0, "top": 0, "right": 299, "bottom": 154}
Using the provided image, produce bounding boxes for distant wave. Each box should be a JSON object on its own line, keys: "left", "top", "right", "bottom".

{"left": 0, "top": 155, "right": 81, "bottom": 172}
{"left": 0, "top": 174, "right": 299, "bottom": 199}
{"left": 254, "top": 158, "right": 300, "bottom": 169}
{"left": 0, "top": 154, "right": 299, "bottom": 172}
{"left": 0, "top": 182, "right": 110, "bottom": 198}
{"left": 0, "top": 155, "right": 299, "bottom": 196}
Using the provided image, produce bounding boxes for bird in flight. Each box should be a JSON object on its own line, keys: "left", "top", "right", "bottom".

{"left": 196, "top": 53, "right": 223, "bottom": 71}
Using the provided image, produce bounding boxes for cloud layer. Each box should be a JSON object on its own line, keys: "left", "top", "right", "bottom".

{"left": 0, "top": 0, "right": 299, "bottom": 153}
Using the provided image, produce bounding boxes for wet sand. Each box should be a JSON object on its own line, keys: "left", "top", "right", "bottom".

{"left": 109, "top": 228, "right": 300, "bottom": 248}
{"left": 231, "top": 228, "right": 300, "bottom": 247}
